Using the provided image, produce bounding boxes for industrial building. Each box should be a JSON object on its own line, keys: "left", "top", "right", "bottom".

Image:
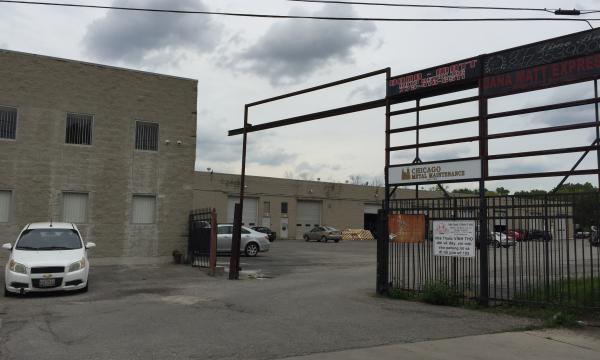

{"left": 0, "top": 49, "right": 197, "bottom": 263}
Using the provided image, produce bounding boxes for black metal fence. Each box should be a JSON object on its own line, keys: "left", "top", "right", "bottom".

{"left": 188, "top": 208, "right": 213, "bottom": 268}
{"left": 389, "top": 192, "right": 600, "bottom": 309}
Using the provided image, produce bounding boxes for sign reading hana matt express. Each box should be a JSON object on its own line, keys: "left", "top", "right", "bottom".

{"left": 483, "top": 27, "right": 600, "bottom": 96}
{"left": 389, "top": 159, "right": 481, "bottom": 185}
{"left": 433, "top": 220, "right": 476, "bottom": 258}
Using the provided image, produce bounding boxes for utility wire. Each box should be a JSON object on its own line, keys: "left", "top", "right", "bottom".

{"left": 286, "top": 0, "right": 556, "bottom": 13}
{"left": 0, "top": 0, "right": 598, "bottom": 24}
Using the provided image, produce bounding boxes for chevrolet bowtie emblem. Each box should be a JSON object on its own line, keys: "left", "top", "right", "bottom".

{"left": 43, "top": 274, "right": 52, "bottom": 278}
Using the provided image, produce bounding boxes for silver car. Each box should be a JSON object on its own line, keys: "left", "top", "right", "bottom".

{"left": 217, "top": 225, "right": 270, "bottom": 257}
{"left": 303, "top": 226, "right": 342, "bottom": 243}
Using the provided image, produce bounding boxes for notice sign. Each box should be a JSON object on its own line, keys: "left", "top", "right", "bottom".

{"left": 389, "top": 159, "right": 481, "bottom": 185}
{"left": 388, "top": 214, "right": 425, "bottom": 244}
{"left": 433, "top": 220, "right": 475, "bottom": 258}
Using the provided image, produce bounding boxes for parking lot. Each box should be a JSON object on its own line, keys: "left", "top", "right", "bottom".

{"left": 0, "top": 239, "right": 535, "bottom": 360}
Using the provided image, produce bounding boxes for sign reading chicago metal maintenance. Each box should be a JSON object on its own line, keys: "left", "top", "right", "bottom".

{"left": 388, "top": 58, "right": 480, "bottom": 97}
{"left": 433, "top": 220, "right": 476, "bottom": 258}
{"left": 483, "top": 27, "right": 600, "bottom": 76}
{"left": 389, "top": 159, "right": 481, "bottom": 185}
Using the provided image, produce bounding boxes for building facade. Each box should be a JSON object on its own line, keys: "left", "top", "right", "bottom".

{"left": 0, "top": 50, "right": 197, "bottom": 263}
{"left": 193, "top": 172, "right": 439, "bottom": 240}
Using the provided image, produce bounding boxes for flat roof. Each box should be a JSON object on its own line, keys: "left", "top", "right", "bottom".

{"left": 0, "top": 48, "right": 197, "bottom": 83}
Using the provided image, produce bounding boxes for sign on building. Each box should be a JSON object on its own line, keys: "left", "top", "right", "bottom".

{"left": 433, "top": 220, "right": 476, "bottom": 258}
{"left": 389, "top": 159, "right": 481, "bottom": 185}
{"left": 388, "top": 214, "right": 426, "bottom": 243}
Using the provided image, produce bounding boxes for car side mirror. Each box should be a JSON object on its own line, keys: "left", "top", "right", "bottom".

{"left": 2, "top": 243, "right": 12, "bottom": 251}
{"left": 85, "top": 242, "right": 96, "bottom": 249}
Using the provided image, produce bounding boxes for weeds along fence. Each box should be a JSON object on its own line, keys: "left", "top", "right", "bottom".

{"left": 389, "top": 192, "right": 600, "bottom": 309}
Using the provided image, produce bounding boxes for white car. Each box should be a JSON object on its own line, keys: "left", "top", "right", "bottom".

{"left": 217, "top": 224, "right": 270, "bottom": 257}
{"left": 3, "top": 222, "right": 95, "bottom": 296}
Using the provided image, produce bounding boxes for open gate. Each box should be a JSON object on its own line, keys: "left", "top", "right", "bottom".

{"left": 228, "top": 28, "right": 600, "bottom": 308}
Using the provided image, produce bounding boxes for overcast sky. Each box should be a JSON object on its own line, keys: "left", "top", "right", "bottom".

{"left": 2, "top": 0, "right": 600, "bottom": 192}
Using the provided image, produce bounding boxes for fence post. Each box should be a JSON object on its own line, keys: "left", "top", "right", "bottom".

{"left": 377, "top": 208, "right": 389, "bottom": 294}
{"left": 209, "top": 208, "right": 217, "bottom": 276}
{"left": 544, "top": 193, "right": 550, "bottom": 303}
{"left": 229, "top": 203, "right": 242, "bottom": 280}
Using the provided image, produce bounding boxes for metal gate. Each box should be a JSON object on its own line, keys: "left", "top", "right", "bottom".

{"left": 188, "top": 208, "right": 213, "bottom": 268}
{"left": 389, "top": 193, "right": 600, "bottom": 308}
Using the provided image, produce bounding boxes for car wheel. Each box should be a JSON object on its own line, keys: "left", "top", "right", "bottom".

{"left": 80, "top": 282, "right": 89, "bottom": 293}
{"left": 493, "top": 240, "right": 501, "bottom": 248}
{"left": 245, "top": 243, "right": 259, "bottom": 257}
{"left": 4, "top": 286, "right": 14, "bottom": 297}
{"left": 334, "top": 239, "right": 340, "bottom": 243}
{"left": 321, "top": 236, "right": 327, "bottom": 243}
{"left": 304, "top": 235, "right": 309, "bottom": 242}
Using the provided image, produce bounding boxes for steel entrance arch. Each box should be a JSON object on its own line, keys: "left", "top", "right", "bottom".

{"left": 227, "top": 68, "right": 391, "bottom": 279}
{"left": 229, "top": 27, "right": 600, "bottom": 309}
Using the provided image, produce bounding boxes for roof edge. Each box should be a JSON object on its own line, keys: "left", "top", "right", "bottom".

{"left": 0, "top": 48, "right": 198, "bottom": 83}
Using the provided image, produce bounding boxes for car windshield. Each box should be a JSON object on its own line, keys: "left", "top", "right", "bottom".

{"left": 16, "top": 229, "right": 83, "bottom": 250}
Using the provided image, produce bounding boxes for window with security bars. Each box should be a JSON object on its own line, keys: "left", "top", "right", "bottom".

{"left": 65, "top": 113, "right": 93, "bottom": 145}
{"left": 0, "top": 106, "right": 17, "bottom": 140}
{"left": 135, "top": 121, "right": 159, "bottom": 151}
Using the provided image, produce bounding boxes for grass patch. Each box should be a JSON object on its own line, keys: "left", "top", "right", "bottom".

{"left": 388, "top": 280, "right": 459, "bottom": 306}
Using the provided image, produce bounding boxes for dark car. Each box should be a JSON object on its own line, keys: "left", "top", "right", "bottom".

{"left": 526, "top": 229, "right": 552, "bottom": 241}
{"left": 251, "top": 226, "right": 276, "bottom": 242}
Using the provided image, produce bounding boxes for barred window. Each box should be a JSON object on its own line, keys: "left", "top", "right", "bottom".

{"left": 135, "top": 121, "right": 159, "bottom": 151}
{"left": 0, "top": 106, "right": 17, "bottom": 140}
{"left": 65, "top": 113, "right": 93, "bottom": 145}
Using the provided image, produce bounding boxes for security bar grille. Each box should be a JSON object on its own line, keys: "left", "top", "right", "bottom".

{"left": 135, "top": 121, "right": 159, "bottom": 151}
{"left": 0, "top": 106, "right": 17, "bottom": 140}
{"left": 65, "top": 113, "right": 93, "bottom": 145}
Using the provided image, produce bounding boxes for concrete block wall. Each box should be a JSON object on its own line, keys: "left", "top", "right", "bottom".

{"left": 0, "top": 50, "right": 197, "bottom": 262}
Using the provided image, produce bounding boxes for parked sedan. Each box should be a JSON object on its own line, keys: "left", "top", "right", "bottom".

{"left": 3, "top": 222, "right": 95, "bottom": 296}
{"left": 491, "top": 232, "right": 516, "bottom": 248}
{"left": 303, "top": 226, "right": 342, "bottom": 243}
{"left": 251, "top": 226, "right": 276, "bottom": 242}
{"left": 217, "top": 224, "right": 270, "bottom": 257}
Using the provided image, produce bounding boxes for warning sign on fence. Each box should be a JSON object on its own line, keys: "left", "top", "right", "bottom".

{"left": 388, "top": 214, "right": 426, "bottom": 243}
{"left": 433, "top": 220, "right": 475, "bottom": 258}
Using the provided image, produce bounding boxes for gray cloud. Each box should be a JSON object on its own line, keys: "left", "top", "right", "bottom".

{"left": 83, "top": 0, "right": 221, "bottom": 64}
{"left": 347, "top": 84, "right": 385, "bottom": 102}
{"left": 232, "top": 5, "right": 376, "bottom": 86}
{"left": 196, "top": 121, "right": 297, "bottom": 170}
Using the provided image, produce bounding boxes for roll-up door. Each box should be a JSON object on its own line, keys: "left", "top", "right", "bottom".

{"left": 227, "top": 197, "right": 258, "bottom": 226}
{"left": 296, "top": 201, "right": 322, "bottom": 239}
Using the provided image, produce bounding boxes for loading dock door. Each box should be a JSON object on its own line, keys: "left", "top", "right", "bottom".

{"left": 296, "top": 201, "right": 322, "bottom": 239}
{"left": 364, "top": 203, "right": 381, "bottom": 235}
{"left": 227, "top": 197, "right": 258, "bottom": 226}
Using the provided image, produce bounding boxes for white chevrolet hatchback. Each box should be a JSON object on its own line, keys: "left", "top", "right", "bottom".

{"left": 3, "top": 222, "right": 95, "bottom": 296}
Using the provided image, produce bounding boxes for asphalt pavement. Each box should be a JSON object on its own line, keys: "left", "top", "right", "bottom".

{"left": 0, "top": 239, "right": 559, "bottom": 360}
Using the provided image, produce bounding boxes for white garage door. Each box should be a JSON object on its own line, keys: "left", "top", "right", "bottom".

{"left": 296, "top": 201, "right": 322, "bottom": 239}
{"left": 227, "top": 197, "right": 258, "bottom": 226}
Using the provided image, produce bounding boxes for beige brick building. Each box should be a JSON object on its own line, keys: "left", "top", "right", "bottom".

{"left": 0, "top": 50, "right": 197, "bottom": 263}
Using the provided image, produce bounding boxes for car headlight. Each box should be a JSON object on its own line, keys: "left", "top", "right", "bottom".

{"left": 68, "top": 258, "right": 86, "bottom": 272}
{"left": 9, "top": 260, "right": 27, "bottom": 274}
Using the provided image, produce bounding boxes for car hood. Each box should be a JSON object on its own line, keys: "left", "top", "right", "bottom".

{"left": 11, "top": 249, "right": 85, "bottom": 267}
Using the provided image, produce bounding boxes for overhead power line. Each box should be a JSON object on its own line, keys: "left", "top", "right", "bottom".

{"left": 0, "top": 0, "right": 598, "bottom": 25}
{"left": 286, "top": 0, "right": 556, "bottom": 13}
{"left": 286, "top": 0, "right": 600, "bottom": 15}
